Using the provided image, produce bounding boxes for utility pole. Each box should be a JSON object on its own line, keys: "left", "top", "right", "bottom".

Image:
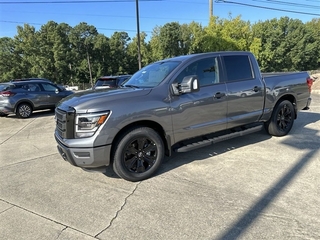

{"left": 136, "top": 0, "right": 142, "bottom": 70}
{"left": 209, "top": 0, "right": 213, "bottom": 18}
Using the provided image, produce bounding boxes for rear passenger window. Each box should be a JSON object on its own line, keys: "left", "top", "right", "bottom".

{"left": 223, "top": 55, "right": 254, "bottom": 82}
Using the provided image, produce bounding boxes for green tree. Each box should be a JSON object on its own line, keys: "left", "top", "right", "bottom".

{"left": 186, "top": 21, "right": 205, "bottom": 54}
{"left": 158, "top": 22, "right": 184, "bottom": 58}
{"left": 52, "top": 23, "right": 73, "bottom": 84}
{"left": 92, "top": 34, "right": 111, "bottom": 81}
{"left": 127, "top": 31, "right": 151, "bottom": 71}
{"left": 149, "top": 26, "right": 162, "bottom": 62}
{"left": 203, "top": 15, "right": 260, "bottom": 54}
{"left": 253, "top": 17, "right": 317, "bottom": 71}
{"left": 0, "top": 37, "right": 22, "bottom": 81}
{"left": 69, "top": 22, "right": 98, "bottom": 86}
{"left": 108, "top": 31, "right": 131, "bottom": 74}
{"left": 13, "top": 24, "right": 39, "bottom": 78}
{"left": 305, "top": 18, "right": 320, "bottom": 70}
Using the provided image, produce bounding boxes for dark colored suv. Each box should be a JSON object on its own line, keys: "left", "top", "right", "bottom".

{"left": 0, "top": 80, "right": 74, "bottom": 118}
{"left": 93, "top": 75, "right": 131, "bottom": 90}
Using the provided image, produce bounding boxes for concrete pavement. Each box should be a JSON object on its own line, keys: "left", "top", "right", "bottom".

{"left": 0, "top": 93, "right": 319, "bottom": 240}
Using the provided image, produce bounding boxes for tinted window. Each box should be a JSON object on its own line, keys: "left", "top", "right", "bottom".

{"left": 22, "top": 83, "right": 41, "bottom": 92}
{"left": 175, "top": 57, "right": 220, "bottom": 87}
{"left": 95, "top": 78, "right": 117, "bottom": 88}
{"left": 41, "top": 83, "right": 58, "bottom": 92}
{"left": 0, "top": 84, "right": 13, "bottom": 91}
{"left": 223, "top": 55, "right": 253, "bottom": 81}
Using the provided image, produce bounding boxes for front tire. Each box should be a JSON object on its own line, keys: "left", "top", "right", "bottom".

{"left": 265, "top": 100, "right": 295, "bottom": 136}
{"left": 16, "top": 103, "right": 32, "bottom": 118}
{"left": 112, "top": 127, "right": 164, "bottom": 182}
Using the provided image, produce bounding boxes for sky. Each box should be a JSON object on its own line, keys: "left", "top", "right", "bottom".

{"left": 0, "top": 0, "right": 319, "bottom": 40}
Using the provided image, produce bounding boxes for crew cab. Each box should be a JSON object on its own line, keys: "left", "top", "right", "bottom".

{"left": 54, "top": 51, "right": 312, "bottom": 181}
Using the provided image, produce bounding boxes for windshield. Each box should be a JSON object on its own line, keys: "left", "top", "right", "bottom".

{"left": 123, "top": 61, "right": 181, "bottom": 88}
{"left": 95, "top": 78, "right": 117, "bottom": 88}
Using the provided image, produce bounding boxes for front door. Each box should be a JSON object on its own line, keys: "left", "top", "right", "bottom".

{"left": 170, "top": 56, "right": 228, "bottom": 143}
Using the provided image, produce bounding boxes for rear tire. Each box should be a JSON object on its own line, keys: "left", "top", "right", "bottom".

{"left": 265, "top": 100, "right": 295, "bottom": 136}
{"left": 16, "top": 103, "right": 32, "bottom": 118}
{"left": 112, "top": 127, "right": 164, "bottom": 182}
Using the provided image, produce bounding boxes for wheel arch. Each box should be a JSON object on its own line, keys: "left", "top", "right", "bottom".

{"left": 275, "top": 94, "right": 297, "bottom": 119}
{"left": 14, "top": 99, "right": 35, "bottom": 113}
{"left": 110, "top": 120, "right": 172, "bottom": 163}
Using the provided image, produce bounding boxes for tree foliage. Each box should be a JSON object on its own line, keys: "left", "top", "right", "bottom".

{"left": 0, "top": 16, "right": 319, "bottom": 86}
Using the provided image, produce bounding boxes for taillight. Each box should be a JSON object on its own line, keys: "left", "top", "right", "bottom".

{"left": 1, "top": 91, "right": 15, "bottom": 97}
{"left": 306, "top": 77, "right": 313, "bottom": 93}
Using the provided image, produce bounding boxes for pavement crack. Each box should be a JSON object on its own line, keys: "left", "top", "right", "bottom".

{"left": 0, "top": 198, "right": 96, "bottom": 239}
{"left": 0, "top": 153, "right": 58, "bottom": 169}
{"left": 0, "top": 118, "right": 37, "bottom": 145}
{"left": 56, "top": 226, "right": 68, "bottom": 239}
{"left": 95, "top": 182, "right": 141, "bottom": 238}
{"left": 0, "top": 204, "right": 14, "bottom": 215}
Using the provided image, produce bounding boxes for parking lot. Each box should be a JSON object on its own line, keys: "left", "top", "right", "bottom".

{"left": 0, "top": 93, "right": 319, "bottom": 240}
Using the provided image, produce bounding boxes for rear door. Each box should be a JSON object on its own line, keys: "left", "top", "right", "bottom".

{"left": 17, "top": 82, "right": 48, "bottom": 108}
{"left": 221, "top": 54, "right": 265, "bottom": 128}
{"left": 170, "top": 56, "right": 228, "bottom": 143}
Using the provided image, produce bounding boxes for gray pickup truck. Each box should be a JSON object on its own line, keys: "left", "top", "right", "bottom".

{"left": 54, "top": 51, "right": 312, "bottom": 181}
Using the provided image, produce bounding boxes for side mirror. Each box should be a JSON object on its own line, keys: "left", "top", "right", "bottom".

{"left": 55, "top": 89, "right": 59, "bottom": 94}
{"left": 172, "top": 75, "right": 200, "bottom": 95}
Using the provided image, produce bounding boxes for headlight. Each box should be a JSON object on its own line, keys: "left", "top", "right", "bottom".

{"left": 75, "top": 112, "right": 110, "bottom": 138}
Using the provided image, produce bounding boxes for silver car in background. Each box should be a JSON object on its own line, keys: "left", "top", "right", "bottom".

{"left": 0, "top": 80, "right": 74, "bottom": 118}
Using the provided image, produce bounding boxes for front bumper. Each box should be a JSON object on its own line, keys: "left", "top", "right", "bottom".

{"left": 55, "top": 134, "right": 112, "bottom": 168}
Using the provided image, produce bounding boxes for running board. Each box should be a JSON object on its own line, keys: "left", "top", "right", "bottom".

{"left": 174, "top": 125, "right": 263, "bottom": 153}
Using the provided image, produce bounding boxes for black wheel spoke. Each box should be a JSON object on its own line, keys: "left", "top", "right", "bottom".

{"left": 125, "top": 145, "right": 137, "bottom": 155}
{"left": 124, "top": 156, "right": 137, "bottom": 169}
{"left": 143, "top": 155, "right": 156, "bottom": 165}
{"left": 143, "top": 143, "right": 156, "bottom": 153}
{"left": 137, "top": 138, "right": 147, "bottom": 150}
{"left": 136, "top": 160, "right": 146, "bottom": 173}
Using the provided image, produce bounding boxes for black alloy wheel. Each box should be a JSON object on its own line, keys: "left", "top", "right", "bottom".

{"left": 266, "top": 100, "right": 295, "bottom": 136}
{"left": 113, "top": 127, "right": 164, "bottom": 182}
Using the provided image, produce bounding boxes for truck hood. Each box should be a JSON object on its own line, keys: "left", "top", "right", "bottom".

{"left": 57, "top": 87, "right": 152, "bottom": 113}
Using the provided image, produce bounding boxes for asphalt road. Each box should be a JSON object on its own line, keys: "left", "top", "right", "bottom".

{"left": 0, "top": 94, "right": 319, "bottom": 240}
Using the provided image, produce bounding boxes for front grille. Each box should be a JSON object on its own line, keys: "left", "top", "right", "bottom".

{"left": 55, "top": 107, "right": 75, "bottom": 139}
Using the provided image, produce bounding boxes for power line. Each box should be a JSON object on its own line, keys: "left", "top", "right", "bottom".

{"left": 215, "top": 0, "right": 320, "bottom": 16}
{"left": 0, "top": 0, "right": 162, "bottom": 4}
{"left": 0, "top": 20, "right": 153, "bottom": 33}
{"left": 253, "top": 0, "right": 320, "bottom": 9}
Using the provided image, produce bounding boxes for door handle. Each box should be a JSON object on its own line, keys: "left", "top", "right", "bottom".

{"left": 214, "top": 92, "right": 225, "bottom": 99}
{"left": 253, "top": 86, "right": 261, "bottom": 92}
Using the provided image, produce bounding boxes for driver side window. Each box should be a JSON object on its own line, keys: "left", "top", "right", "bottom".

{"left": 176, "top": 57, "right": 219, "bottom": 87}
